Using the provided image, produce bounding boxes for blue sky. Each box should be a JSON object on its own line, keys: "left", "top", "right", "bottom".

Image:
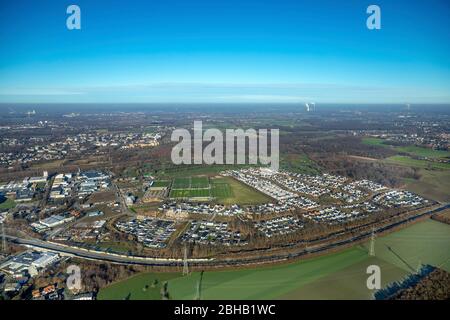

{"left": 0, "top": 0, "right": 449, "bottom": 103}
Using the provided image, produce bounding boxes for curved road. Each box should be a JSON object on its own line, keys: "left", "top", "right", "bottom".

{"left": 5, "top": 203, "right": 450, "bottom": 268}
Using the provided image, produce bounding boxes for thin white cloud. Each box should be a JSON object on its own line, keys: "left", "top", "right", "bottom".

{"left": 0, "top": 88, "right": 85, "bottom": 96}
{"left": 0, "top": 82, "right": 449, "bottom": 103}
{"left": 215, "top": 94, "right": 314, "bottom": 102}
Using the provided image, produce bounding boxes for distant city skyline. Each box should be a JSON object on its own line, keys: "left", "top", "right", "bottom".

{"left": 0, "top": 0, "right": 449, "bottom": 103}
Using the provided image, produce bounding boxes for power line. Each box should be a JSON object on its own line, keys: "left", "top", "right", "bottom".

{"left": 195, "top": 271, "right": 204, "bottom": 300}
{"left": 416, "top": 260, "right": 422, "bottom": 274}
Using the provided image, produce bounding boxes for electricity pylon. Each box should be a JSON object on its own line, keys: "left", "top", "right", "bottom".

{"left": 369, "top": 227, "right": 376, "bottom": 257}
{"left": 183, "top": 245, "right": 189, "bottom": 276}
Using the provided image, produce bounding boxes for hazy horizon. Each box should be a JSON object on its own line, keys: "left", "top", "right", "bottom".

{"left": 1, "top": 0, "right": 449, "bottom": 103}
{"left": 2, "top": 102, "right": 450, "bottom": 115}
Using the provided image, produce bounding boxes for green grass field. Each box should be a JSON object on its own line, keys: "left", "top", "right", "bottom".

{"left": 210, "top": 178, "right": 233, "bottom": 199}
{"left": 172, "top": 177, "right": 192, "bottom": 189}
{"left": 280, "top": 153, "right": 321, "bottom": 174}
{"left": 190, "top": 176, "right": 210, "bottom": 188}
{"left": 363, "top": 137, "right": 450, "bottom": 160}
{"left": 168, "top": 248, "right": 369, "bottom": 300}
{"left": 168, "top": 175, "right": 270, "bottom": 204}
{"left": 151, "top": 180, "right": 171, "bottom": 188}
{"left": 384, "top": 155, "right": 450, "bottom": 170}
{"left": 171, "top": 176, "right": 210, "bottom": 189}
{"left": 362, "top": 137, "right": 388, "bottom": 147}
{"left": 403, "top": 169, "right": 450, "bottom": 202}
{"left": 98, "top": 272, "right": 181, "bottom": 300}
{"left": 280, "top": 255, "right": 407, "bottom": 299}
{"left": 370, "top": 220, "right": 450, "bottom": 272}
{"left": 396, "top": 145, "right": 450, "bottom": 159}
{"left": 0, "top": 198, "right": 16, "bottom": 210}
{"left": 158, "top": 165, "right": 255, "bottom": 178}
{"left": 362, "top": 137, "right": 450, "bottom": 202}
{"left": 170, "top": 176, "right": 211, "bottom": 199}
{"left": 171, "top": 219, "right": 450, "bottom": 300}
{"left": 170, "top": 188, "right": 211, "bottom": 198}
{"left": 362, "top": 138, "right": 450, "bottom": 199}
{"left": 213, "top": 176, "right": 271, "bottom": 205}
{"left": 286, "top": 220, "right": 450, "bottom": 299}
{"left": 98, "top": 219, "right": 450, "bottom": 300}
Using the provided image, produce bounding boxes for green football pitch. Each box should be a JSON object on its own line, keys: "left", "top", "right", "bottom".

{"left": 172, "top": 176, "right": 210, "bottom": 189}
{"left": 170, "top": 176, "right": 211, "bottom": 198}
{"left": 151, "top": 180, "right": 171, "bottom": 188}
{"left": 170, "top": 188, "right": 211, "bottom": 198}
{"left": 172, "top": 177, "right": 192, "bottom": 189}
{"left": 168, "top": 176, "right": 269, "bottom": 204}
{"left": 210, "top": 178, "right": 233, "bottom": 199}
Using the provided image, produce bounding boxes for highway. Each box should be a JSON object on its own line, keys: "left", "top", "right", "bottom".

{"left": 5, "top": 203, "right": 450, "bottom": 268}
{"left": 5, "top": 234, "right": 206, "bottom": 266}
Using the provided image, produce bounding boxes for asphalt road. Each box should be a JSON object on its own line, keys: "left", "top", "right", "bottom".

{"left": 5, "top": 203, "right": 449, "bottom": 268}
